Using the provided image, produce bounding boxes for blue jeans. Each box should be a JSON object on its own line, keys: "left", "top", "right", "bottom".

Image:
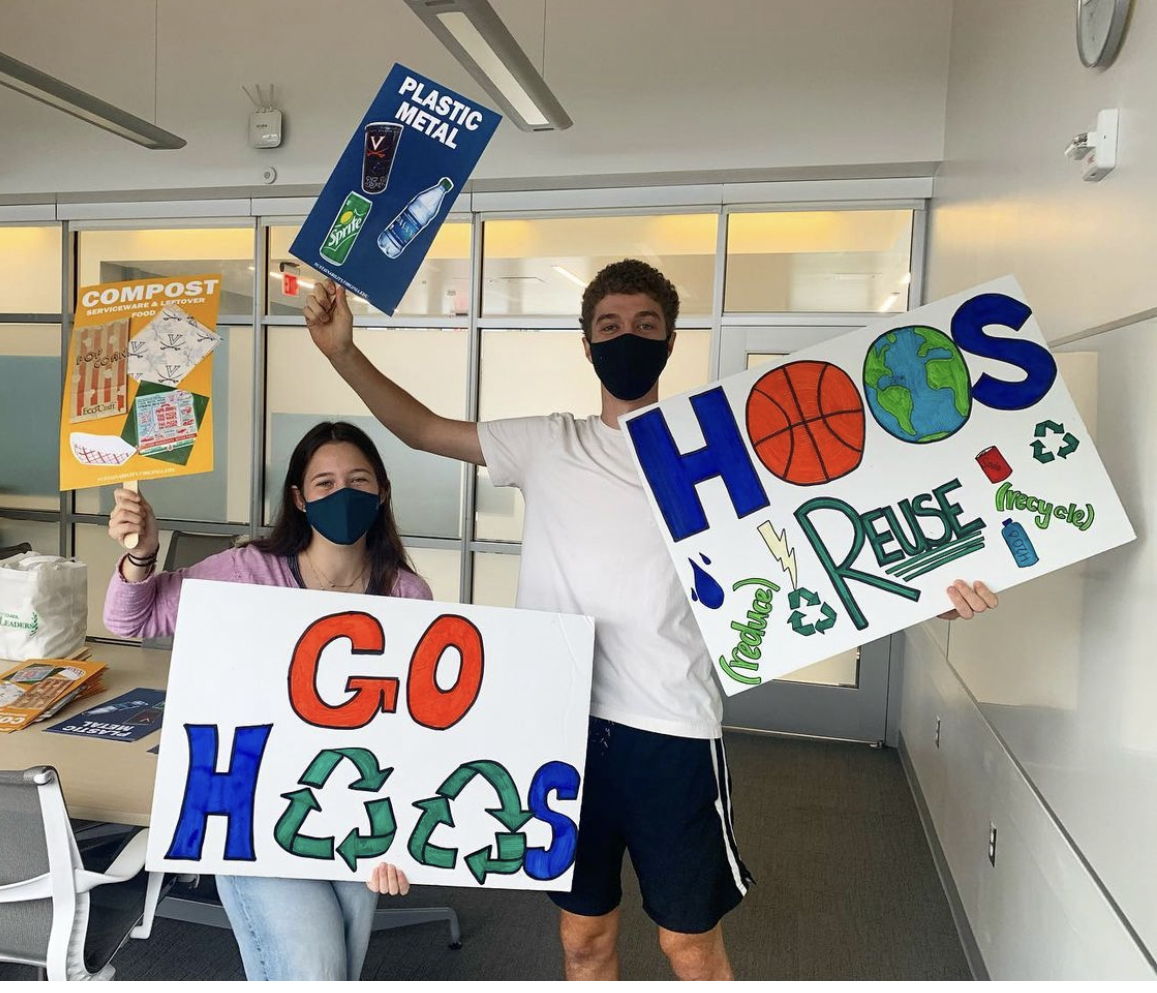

{"left": 215, "top": 875, "right": 378, "bottom": 980}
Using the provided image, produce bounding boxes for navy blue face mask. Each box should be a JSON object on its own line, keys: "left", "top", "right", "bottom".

{"left": 589, "top": 332, "right": 671, "bottom": 401}
{"left": 304, "top": 487, "right": 381, "bottom": 545}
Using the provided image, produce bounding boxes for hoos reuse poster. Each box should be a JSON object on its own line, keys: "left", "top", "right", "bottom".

{"left": 147, "top": 581, "right": 594, "bottom": 890}
{"left": 291, "top": 63, "right": 501, "bottom": 315}
{"left": 622, "top": 277, "right": 1135, "bottom": 695}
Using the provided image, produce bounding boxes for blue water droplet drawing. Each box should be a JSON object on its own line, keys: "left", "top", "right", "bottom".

{"left": 701, "top": 554, "right": 712, "bottom": 565}
{"left": 689, "top": 557, "right": 725, "bottom": 610}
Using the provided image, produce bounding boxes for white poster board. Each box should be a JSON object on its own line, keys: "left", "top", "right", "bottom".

{"left": 622, "top": 277, "right": 1135, "bottom": 694}
{"left": 146, "top": 580, "right": 594, "bottom": 890}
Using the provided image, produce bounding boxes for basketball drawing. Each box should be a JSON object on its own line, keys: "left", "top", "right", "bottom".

{"left": 746, "top": 360, "right": 865, "bottom": 485}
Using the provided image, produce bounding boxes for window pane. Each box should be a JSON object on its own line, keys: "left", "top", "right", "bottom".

{"left": 75, "top": 523, "right": 177, "bottom": 641}
{"left": 725, "top": 210, "right": 913, "bottom": 313}
{"left": 746, "top": 352, "right": 787, "bottom": 370}
{"left": 472, "top": 552, "right": 520, "bottom": 608}
{"left": 77, "top": 226, "right": 255, "bottom": 315}
{"left": 267, "top": 221, "right": 472, "bottom": 318}
{"left": 776, "top": 648, "right": 859, "bottom": 687}
{"left": 482, "top": 215, "right": 716, "bottom": 317}
{"left": 0, "top": 517, "right": 59, "bottom": 557}
{"left": 406, "top": 546, "right": 461, "bottom": 603}
{"left": 265, "top": 326, "right": 467, "bottom": 538}
{"left": 0, "top": 226, "right": 61, "bottom": 313}
{"left": 73, "top": 326, "right": 255, "bottom": 524}
{"left": 475, "top": 328, "right": 711, "bottom": 541}
{"left": 0, "top": 324, "right": 62, "bottom": 509}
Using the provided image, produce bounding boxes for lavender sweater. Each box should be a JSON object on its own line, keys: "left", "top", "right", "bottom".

{"left": 104, "top": 543, "right": 433, "bottom": 639}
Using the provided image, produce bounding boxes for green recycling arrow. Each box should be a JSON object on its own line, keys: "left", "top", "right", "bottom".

{"left": 408, "top": 796, "right": 458, "bottom": 869}
{"left": 336, "top": 796, "right": 397, "bottom": 871}
{"left": 787, "top": 587, "right": 820, "bottom": 610}
{"left": 788, "top": 610, "right": 815, "bottom": 636}
{"left": 1031, "top": 439, "right": 1055, "bottom": 464}
{"left": 1034, "top": 419, "right": 1064, "bottom": 437}
{"left": 438, "top": 760, "right": 533, "bottom": 832}
{"left": 465, "top": 831, "right": 527, "bottom": 884}
{"left": 813, "top": 603, "right": 837, "bottom": 633}
{"left": 274, "top": 788, "right": 333, "bottom": 860}
{"left": 299, "top": 748, "right": 392, "bottom": 792}
{"left": 788, "top": 590, "right": 838, "bottom": 637}
{"left": 1057, "top": 433, "right": 1080, "bottom": 459}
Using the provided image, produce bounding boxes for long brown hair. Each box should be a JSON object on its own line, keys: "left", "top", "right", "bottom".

{"left": 252, "top": 421, "right": 414, "bottom": 596}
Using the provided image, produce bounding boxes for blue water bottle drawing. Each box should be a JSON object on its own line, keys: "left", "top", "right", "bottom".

{"left": 1001, "top": 518, "right": 1039, "bottom": 568}
{"left": 377, "top": 177, "right": 454, "bottom": 259}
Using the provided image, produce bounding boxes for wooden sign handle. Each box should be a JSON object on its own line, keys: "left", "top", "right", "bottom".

{"left": 122, "top": 479, "right": 140, "bottom": 550}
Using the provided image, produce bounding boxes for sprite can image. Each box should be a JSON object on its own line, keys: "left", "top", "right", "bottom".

{"left": 320, "top": 192, "right": 372, "bottom": 266}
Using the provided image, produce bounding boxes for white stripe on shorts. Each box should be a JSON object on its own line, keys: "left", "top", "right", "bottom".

{"left": 709, "top": 738, "right": 748, "bottom": 896}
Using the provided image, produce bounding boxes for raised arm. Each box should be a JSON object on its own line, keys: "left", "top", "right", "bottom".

{"left": 304, "top": 280, "right": 485, "bottom": 466}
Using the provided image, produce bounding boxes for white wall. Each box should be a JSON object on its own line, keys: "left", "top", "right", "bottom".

{"left": 914, "top": 0, "right": 1157, "bottom": 975}
{"left": 0, "top": 0, "right": 952, "bottom": 196}
{"left": 927, "top": 0, "right": 1157, "bottom": 340}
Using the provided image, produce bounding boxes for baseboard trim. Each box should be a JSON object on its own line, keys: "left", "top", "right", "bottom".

{"left": 898, "top": 731, "right": 988, "bottom": 981}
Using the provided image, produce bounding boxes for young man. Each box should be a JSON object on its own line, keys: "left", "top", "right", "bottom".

{"left": 304, "top": 259, "right": 997, "bottom": 980}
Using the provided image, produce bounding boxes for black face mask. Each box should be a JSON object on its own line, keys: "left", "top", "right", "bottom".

{"left": 589, "top": 333, "right": 671, "bottom": 401}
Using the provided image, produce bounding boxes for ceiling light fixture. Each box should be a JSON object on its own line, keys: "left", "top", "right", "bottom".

{"left": 403, "top": 0, "right": 572, "bottom": 132}
{"left": 0, "top": 51, "right": 186, "bottom": 149}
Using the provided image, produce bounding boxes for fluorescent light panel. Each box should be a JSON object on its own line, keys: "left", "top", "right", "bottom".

{"left": 404, "top": 0, "right": 571, "bottom": 132}
{"left": 439, "top": 12, "right": 549, "bottom": 127}
{"left": 0, "top": 51, "right": 185, "bottom": 150}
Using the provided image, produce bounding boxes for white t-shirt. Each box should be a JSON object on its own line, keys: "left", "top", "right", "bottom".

{"left": 478, "top": 412, "right": 722, "bottom": 739}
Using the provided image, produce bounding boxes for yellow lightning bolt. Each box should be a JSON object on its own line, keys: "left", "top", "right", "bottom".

{"left": 757, "top": 521, "right": 798, "bottom": 590}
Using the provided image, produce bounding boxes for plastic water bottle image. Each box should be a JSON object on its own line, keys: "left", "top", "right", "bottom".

{"left": 377, "top": 177, "right": 454, "bottom": 259}
{"left": 1001, "top": 518, "right": 1039, "bottom": 568}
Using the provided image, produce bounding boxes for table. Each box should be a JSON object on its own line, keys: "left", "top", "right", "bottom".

{"left": 0, "top": 642, "right": 170, "bottom": 826}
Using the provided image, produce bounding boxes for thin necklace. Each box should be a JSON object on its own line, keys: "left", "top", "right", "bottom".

{"left": 304, "top": 550, "right": 367, "bottom": 591}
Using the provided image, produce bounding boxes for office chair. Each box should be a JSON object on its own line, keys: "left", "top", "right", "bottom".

{"left": 141, "top": 530, "right": 239, "bottom": 651}
{"left": 0, "top": 767, "right": 173, "bottom": 981}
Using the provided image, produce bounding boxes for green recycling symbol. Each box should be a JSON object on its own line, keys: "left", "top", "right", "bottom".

{"left": 409, "top": 760, "right": 532, "bottom": 883}
{"left": 787, "top": 587, "right": 837, "bottom": 636}
{"left": 1031, "top": 419, "right": 1079, "bottom": 464}
{"left": 274, "top": 748, "right": 396, "bottom": 871}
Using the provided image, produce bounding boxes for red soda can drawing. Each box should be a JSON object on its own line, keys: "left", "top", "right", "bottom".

{"left": 976, "top": 445, "right": 1012, "bottom": 483}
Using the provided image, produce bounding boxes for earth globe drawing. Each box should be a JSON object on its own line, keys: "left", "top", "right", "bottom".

{"left": 862, "top": 325, "right": 972, "bottom": 443}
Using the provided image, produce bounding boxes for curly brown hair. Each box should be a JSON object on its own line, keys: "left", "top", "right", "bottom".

{"left": 580, "top": 259, "right": 680, "bottom": 338}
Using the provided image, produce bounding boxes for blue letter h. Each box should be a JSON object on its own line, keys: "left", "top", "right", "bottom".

{"left": 626, "top": 387, "right": 769, "bottom": 542}
{"left": 165, "top": 724, "right": 272, "bottom": 862}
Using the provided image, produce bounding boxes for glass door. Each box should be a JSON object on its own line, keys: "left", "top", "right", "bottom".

{"left": 718, "top": 324, "right": 895, "bottom": 744}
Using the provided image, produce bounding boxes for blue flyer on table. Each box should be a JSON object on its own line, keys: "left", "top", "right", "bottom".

{"left": 290, "top": 63, "right": 501, "bottom": 315}
{"left": 46, "top": 687, "right": 165, "bottom": 743}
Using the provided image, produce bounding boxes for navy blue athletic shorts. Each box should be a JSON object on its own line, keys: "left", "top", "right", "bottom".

{"left": 550, "top": 717, "right": 752, "bottom": 934}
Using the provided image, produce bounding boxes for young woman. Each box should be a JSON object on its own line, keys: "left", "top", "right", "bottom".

{"left": 104, "top": 421, "right": 421, "bottom": 981}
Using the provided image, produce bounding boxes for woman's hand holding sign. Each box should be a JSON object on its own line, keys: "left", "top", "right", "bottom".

{"left": 367, "top": 862, "right": 411, "bottom": 897}
{"left": 109, "top": 487, "right": 161, "bottom": 580}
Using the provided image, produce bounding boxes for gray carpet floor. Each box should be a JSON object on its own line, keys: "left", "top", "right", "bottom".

{"left": 0, "top": 732, "right": 971, "bottom": 981}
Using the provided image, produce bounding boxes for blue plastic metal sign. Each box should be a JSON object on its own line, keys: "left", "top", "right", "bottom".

{"left": 291, "top": 64, "right": 501, "bottom": 315}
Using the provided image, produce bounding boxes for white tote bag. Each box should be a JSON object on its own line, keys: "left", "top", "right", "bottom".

{"left": 0, "top": 553, "right": 88, "bottom": 661}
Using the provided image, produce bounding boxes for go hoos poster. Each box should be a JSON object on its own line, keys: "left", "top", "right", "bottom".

{"left": 622, "top": 277, "right": 1135, "bottom": 695}
{"left": 58, "top": 275, "right": 221, "bottom": 491}
{"left": 147, "top": 581, "right": 595, "bottom": 890}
